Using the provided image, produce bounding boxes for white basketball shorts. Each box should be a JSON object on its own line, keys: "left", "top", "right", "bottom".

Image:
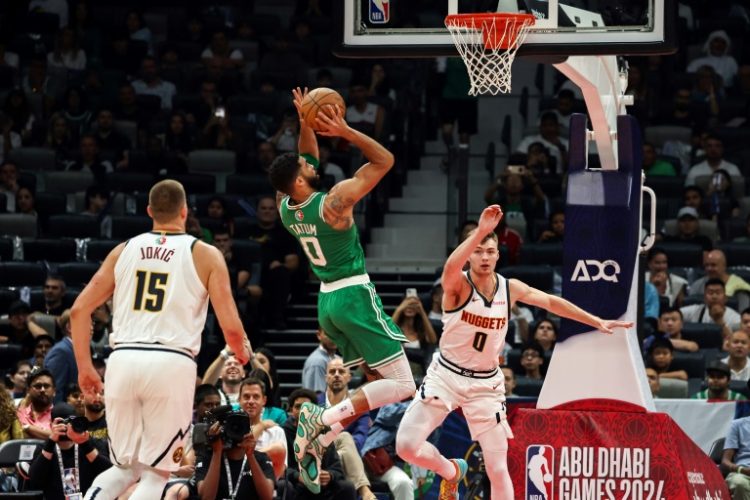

{"left": 407, "top": 356, "right": 513, "bottom": 441}
{"left": 105, "top": 345, "right": 196, "bottom": 471}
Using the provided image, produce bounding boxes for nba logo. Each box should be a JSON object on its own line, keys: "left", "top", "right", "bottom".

{"left": 369, "top": 0, "right": 389, "bottom": 24}
{"left": 526, "top": 445, "right": 554, "bottom": 500}
{"left": 295, "top": 210, "right": 304, "bottom": 221}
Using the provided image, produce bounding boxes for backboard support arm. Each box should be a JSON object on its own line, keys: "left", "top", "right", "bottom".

{"left": 553, "top": 56, "right": 632, "bottom": 170}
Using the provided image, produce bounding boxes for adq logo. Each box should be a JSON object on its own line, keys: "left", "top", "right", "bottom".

{"left": 570, "top": 259, "right": 621, "bottom": 283}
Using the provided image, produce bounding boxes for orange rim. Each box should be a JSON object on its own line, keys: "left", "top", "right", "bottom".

{"left": 445, "top": 13, "right": 536, "bottom": 50}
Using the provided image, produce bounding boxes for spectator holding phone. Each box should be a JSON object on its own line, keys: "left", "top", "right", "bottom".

{"left": 270, "top": 112, "right": 300, "bottom": 153}
{"left": 515, "top": 112, "right": 569, "bottom": 173}
{"left": 200, "top": 106, "right": 237, "bottom": 151}
{"left": 484, "top": 155, "right": 548, "bottom": 240}
{"left": 391, "top": 290, "right": 438, "bottom": 375}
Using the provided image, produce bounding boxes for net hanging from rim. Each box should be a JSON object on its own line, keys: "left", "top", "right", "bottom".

{"left": 444, "top": 13, "right": 536, "bottom": 96}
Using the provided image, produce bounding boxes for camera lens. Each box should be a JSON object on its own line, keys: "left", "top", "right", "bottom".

{"left": 70, "top": 416, "right": 89, "bottom": 433}
{"left": 223, "top": 412, "right": 250, "bottom": 443}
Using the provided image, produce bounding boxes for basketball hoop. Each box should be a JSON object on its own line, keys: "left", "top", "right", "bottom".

{"left": 444, "top": 13, "right": 536, "bottom": 95}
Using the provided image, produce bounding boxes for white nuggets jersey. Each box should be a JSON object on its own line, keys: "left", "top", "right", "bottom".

{"left": 440, "top": 272, "right": 510, "bottom": 372}
{"left": 112, "top": 232, "right": 208, "bottom": 356}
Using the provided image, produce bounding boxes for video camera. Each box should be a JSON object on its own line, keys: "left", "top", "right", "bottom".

{"left": 193, "top": 405, "right": 250, "bottom": 448}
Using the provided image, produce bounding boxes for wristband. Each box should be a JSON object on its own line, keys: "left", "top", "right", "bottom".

{"left": 44, "top": 439, "right": 56, "bottom": 453}
{"left": 300, "top": 153, "right": 320, "bottom": 170}
{"left": 79, "top": 440, "right": 95, "bottom": 455}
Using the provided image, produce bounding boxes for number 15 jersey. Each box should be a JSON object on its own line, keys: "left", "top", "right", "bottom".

{"left": 112, "top": 232, "right": 208, "bottom": 355}
{"left": 441, "top": 272, "right": 510, "bottom": 372}
{"left": 280, "top": 192, "right": 367, "bottom": 283}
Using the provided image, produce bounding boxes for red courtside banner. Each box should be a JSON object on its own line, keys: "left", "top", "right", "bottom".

{"left": 508, "top": 401, "right": 729, "bottom": 500}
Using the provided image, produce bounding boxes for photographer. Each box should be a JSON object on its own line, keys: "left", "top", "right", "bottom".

{"left": 163, "top": 385, "right": 220, "bottom": 499}
{"left": 28, "top": 403, "right": 111, "bottom": 499}
{"left": 193, "top": 420, "right": 275, "bottom": 500}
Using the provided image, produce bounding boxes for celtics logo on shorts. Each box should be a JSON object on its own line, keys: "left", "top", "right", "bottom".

{"left": 172, "top": 446, "right": 184, "bottom": 463}
{"left": 295, "top": 210, "right": 304, "bottom": 221}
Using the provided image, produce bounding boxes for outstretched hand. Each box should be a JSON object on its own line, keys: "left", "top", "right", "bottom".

{"left": 315, "top": 105, "right": 350, "bottom": 138}
{"left": 596, "top": 319, "right": 634, "bottom": 334}
{"left": 292, "top": 87, "right": 308, "bottom": 122}
{"left": 477, "top": 205, "right": 503, "bottom": 235}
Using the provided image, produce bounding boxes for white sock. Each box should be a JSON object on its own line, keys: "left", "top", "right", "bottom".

{"left": 128, "top": 466, "right": 170, "bottom": 500}
{"left": 84, "top": 464, "right": 141, "bottom": 500}
{"left": 316, "top": 422, "right": 345, "bottom": 447}
{"left": 322, "top": 399, "right": 355, "bottom": 425}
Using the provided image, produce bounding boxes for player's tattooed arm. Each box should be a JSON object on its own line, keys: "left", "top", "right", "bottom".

{"left": 323, "top": 188, "right": 354, "bottom": 229}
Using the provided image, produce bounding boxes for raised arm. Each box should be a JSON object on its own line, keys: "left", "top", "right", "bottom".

{"left": 72, "top": 243, "right": 124, "bottom": 396}
{"left": 317, "top": 106, "right": 394, "bottom": 229}
{"left": 293, "top": 87, "right": 319, "bottom": 160}
{"left": 442, "top": 205, "right": 503, "bottom": 309}
{"left": 509, "top": 279, "right": 633, "bottom": 334}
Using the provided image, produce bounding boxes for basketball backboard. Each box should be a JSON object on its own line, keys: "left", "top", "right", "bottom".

{"left": 334, "top": 0, "right": 677, "bottom": 58}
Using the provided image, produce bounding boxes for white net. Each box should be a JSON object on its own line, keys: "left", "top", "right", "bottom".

{"left": 445, "top": 14, "right": 535, "bottom": 96}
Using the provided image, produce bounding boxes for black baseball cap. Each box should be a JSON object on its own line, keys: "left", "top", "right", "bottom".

{"left": 705, "top": 360, "right": 730, "bottom": 378}
{"left": 51, "top": 402, "right": 77, "bottom": 420}
{"left": 8, "top": 300, "right": 31, "bottom": 316}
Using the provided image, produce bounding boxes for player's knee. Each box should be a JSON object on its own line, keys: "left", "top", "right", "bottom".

{"left": 395, "top": 432, "right": 416, "bottom": 461}
{"left": 396, "top": 377, "right": 416, "bottom": 399}
{"left": 335, "top": 430, "right": 355, "bottom": 450}
{"left": 485, "top": 457, "right": 509, "bottom": 480}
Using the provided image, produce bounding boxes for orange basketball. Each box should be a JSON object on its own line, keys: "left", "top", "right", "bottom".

{"left": 300, "top": 87, "right": 345, "bottom": 131}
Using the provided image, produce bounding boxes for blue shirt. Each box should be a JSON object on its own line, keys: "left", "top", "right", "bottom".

{"left": 302, "top": 347, "right": 338, "bottom": 393}
{"left": 361, "top": 402, "right": 409, "bottom": 455}
{"left": 644, "top": 282, "right": 659, "bottom": 320}
{"left": 725, "top": 416, "right": 750, "bottom": 466}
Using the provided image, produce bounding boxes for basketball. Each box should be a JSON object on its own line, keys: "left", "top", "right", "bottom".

{"left": 544, "top": 473, "right": 552, "bottom": 482}
{"left": 300, "top": 87, "right": 345, "bottom": 130}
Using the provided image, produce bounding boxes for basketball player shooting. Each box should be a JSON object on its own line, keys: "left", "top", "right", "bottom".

{"left": 395, "top": 204, "right": 632, "bottom": 500}
{"left": 70, "top": 180, "right": 252, "bottom": 500}
{"left": 267, "top": 87, "right": 416, "bottom": 493}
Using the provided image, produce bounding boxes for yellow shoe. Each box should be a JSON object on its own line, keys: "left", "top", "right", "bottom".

{"left": 438, "top": 458, "right": 467, "bottom": 500}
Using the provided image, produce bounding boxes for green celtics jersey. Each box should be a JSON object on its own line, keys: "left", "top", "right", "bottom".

{"left": 280, "top": 192, "right": 367, "bottom": 283}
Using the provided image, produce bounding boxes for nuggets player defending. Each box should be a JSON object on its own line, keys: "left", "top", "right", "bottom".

{"left": 71, "top": 180, "right": 252, "bottom": 500}
{"left": 395, "top": 205, "right": 632, "bottom": 500}
{"left": 268, "top": 88, "right": 415, "bottom": 492}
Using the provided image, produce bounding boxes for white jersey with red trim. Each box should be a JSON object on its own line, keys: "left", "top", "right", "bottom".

{"left": 111, "top": 231, "right": 208, "bottom": 355}
{"left": 440, "top": 272, "right": 510, "bottom": 372}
